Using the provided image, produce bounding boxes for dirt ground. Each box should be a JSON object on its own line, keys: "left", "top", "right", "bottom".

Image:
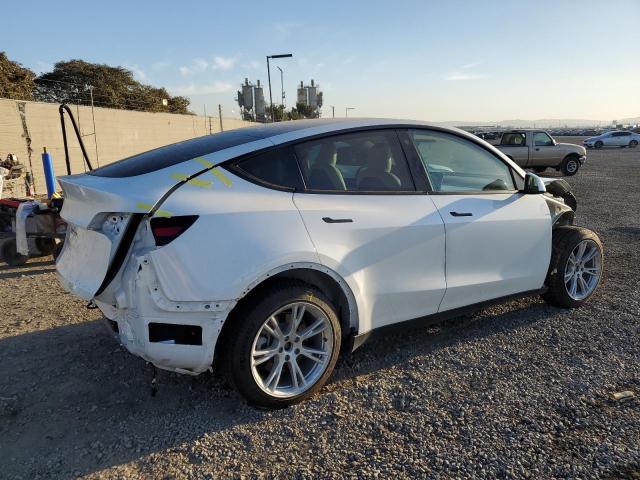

{"left": 1, "top": 138, "right": 638, "bottom": 479}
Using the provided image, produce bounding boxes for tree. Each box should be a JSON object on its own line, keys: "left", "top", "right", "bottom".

{"left": 0, "top": 52, "right": 36, "bottom": 100}
{"left": 34, "top": 59, "right": 191, "bottom": 114}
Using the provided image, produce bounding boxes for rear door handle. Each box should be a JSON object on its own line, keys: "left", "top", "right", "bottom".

{"left": 322, "top": 217, "right": 353, "bottom": 223}
{"left": 449, "top": 211, "right": 473, "bottom": 217}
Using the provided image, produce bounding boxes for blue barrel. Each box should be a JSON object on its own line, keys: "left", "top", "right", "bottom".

{"left": 41, "top": 148, "right": 56, "bottom": 198}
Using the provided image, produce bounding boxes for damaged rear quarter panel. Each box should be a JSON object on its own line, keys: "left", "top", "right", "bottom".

{"left": 146, "top": 170, "right": 320, "bottom": 303}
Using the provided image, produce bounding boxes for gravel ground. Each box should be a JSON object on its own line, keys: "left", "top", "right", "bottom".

{"left": 1, "top": 138, "right": 638, "bottom": 479}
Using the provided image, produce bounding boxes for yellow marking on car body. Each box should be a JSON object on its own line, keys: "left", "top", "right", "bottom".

{"left": 192, "top": 158, "right": 232, "bottom": 187}
{"left": 170, "top": 172, "right": 212, "bottom": 188}
{"left": 136, "top": 202, "right": 172, "bottom": 218}
{"left": 153, "top": 209, "right": 173, "bottom": 218}
{"left": 194, "top": 157, "right": 214, "bottom": 168}
{"left": 211, "top": 168, "right": 233, "bottom": 187}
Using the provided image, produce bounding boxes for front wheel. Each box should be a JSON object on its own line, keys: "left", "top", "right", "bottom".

{"left": 561, "top": 156, "right": 580, "bottom": 176}
{"left": 542, "top": 226, "right": 603, "bottom": 308}
{"left": 594, "top": 141, "right": 603, "bottom": 149}
{"left": 223, "top": 282, "right": 341, "bottom": 408}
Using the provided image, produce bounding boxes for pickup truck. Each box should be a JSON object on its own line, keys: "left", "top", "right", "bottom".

{"left": 496, "top": 130, "right": 587, "bottom": 176}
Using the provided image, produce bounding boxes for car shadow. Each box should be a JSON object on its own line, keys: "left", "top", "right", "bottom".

{"left": 0, "top": 294, "right": 564, "bottom": 478}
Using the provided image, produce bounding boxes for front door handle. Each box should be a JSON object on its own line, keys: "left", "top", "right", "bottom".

{"left": 322, "top": 217, "right": 353, "bottom": 223}
{"left": 449, "top": 211, "right": 473, "bottom": 217}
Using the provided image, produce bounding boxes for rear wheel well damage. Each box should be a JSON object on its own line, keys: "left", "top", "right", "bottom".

{"left": 214, "top": 266, "right": 357, "bottom": 362}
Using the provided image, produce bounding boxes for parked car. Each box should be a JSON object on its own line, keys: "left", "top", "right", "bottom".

{"left": 583, "top": 130, "right": 640, "bottom": 149}
{"left": 56, "top": 119, "right": 603, "bottom": 408}
{"left": 496, "top": 130, "right": 587, "bottom": 176}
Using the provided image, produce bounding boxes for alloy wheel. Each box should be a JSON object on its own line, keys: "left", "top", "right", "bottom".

{"left": 250, "top": 302, "right": 334, "bottom": 398}
{"left": 564, "top": 240, "right": 601, "bottom": 300}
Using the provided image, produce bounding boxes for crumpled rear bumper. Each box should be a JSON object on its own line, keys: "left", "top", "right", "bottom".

{"left": 95, "top": 249, "right": 235, "bottom": 375}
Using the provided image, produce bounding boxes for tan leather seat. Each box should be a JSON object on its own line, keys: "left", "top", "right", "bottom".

{"left": 356, "top": 144, "right": 401, "bottom": 190}
{"left": 308, "top": 144, "right": 346, "bottom": 190}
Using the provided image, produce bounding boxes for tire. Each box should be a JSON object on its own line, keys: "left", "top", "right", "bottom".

{"left": 542, "top": 226, "right": 603, "bottom": 308}
{"left": 562, "top": 191, "right": 578, "bottom": 211}
{"left": 561, "top": 155, "right": 580, "bottom": 176}
{"left": 594, "top": 141, "right": 603, "bottom": 149}
{"left": 533, "top": 167, "right": 547, "bottom": 173}
{"left": 52, "top": 241, "right": 64, "bottom": 261}
{"left": 222, "top": 281, "right": 341, "bottom": 408}
{"left": 630, "top": 140, "right": 638, "bottom": 148}
{"left": 1, "top": 239, "right": 28, "bottom": 266}
{"left": 35, "top": 237, "right": 56, "bottom": 256}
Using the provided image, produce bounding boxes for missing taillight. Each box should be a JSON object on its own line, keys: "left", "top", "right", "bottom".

{"left": 150, "top": 216, "right": 198, "bottom": 246}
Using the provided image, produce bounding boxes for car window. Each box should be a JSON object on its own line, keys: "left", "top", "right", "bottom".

{"left": 500, "top": 133, "right": 526, "bottom": 146}
{"left": 409, "top": 129, "right": 516, "bottom": 193}
{"left": 294, "top": 130, "right": 415, "bottom": 192}
{"left": 534, "top": 132, "right": 554, "bottom": 146}
{"left": 234, "top": 146, "right": 304, "bottom": 190}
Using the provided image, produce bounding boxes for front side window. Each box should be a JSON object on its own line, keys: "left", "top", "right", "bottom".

{"left": 294, "top": 130, "right": 415, "bottom": 192}
{"left": 534, "top": 132, "right": 554, "bottom": 146}
{"left": 233, "top": 147, "right": 304, "bottom": 190}
{"left": 408, "top": 129, "right": 516, "bottom": 193}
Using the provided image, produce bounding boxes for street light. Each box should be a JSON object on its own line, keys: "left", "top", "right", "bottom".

{"left": 276, "top": 66, "right": 285, "bottom": 109}
{"left": 345, "top": 107, "right": 355, "bottom": 117}
{"left": 267, "top": 53, "right": 293, "bottom": 122}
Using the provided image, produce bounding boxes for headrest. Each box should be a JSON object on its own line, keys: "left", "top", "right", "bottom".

{"left": 315, "top": 144, "right": 337, "bottom": 167}
{"left": 368, "top": 144, "right": 392, "bottom": 172}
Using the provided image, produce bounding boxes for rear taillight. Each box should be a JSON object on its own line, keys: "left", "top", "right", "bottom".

{"left": 150, "top": 216, "right": 198, "bottom": 246}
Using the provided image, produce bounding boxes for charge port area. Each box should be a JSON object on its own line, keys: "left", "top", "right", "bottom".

{"left": 148, "top": 322, "right": 203, "bottom": 345}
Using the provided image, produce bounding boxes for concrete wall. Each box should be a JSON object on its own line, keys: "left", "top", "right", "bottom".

{"left": 0, "top": 98, "right": 254, "bottom": 195}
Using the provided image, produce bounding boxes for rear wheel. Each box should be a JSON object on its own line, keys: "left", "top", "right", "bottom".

{"left": 594, "top": 141, "right": 603, "bottom": 149}
{"left": 1, "top": 239, "right": 28, "bottom": 266}
{"left": 223, "top": 282, "right": 341, "bottom": 408}
{"left": 630, "top": 140, "right": 638, "bottom": 148}
{"left": 542, "top": 226, "right": 603, "bottom": 308}
{"left": 561, "top": 155, "right": 580, "bottom": 176}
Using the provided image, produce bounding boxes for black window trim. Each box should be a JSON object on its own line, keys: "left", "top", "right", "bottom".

{"left": 222, "top": 123, "right": 524, "bottom": 196}
{"left": 403, "top": 127, "right": 521, "bottom": 196}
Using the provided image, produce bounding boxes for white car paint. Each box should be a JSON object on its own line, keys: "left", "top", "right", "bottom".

{"left": 583, "top": 130, "right": 640, "bottom": 148}
{"left": 56, "top": 118, "right": 554, "bottom": 375}
{"left": 293, "top": 193, "right": 446, "bottom": 332}
{"left": 429, "top": 194, "right": 551, "bottom": 310}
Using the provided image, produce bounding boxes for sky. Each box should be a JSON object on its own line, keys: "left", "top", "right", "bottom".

{"left": 4, "top": 0, "right": 640, "bottom": 123}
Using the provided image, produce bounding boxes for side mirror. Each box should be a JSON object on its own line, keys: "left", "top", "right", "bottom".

{"left": 523, "top": 173, "right": 546, "bottom": 194}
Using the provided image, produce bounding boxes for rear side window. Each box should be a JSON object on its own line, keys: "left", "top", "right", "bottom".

{"left": 233, "top": 147, "right": 304, "bottom": 190}
{"left": 293, "top": 130, "right": 415, "bottom": 192}
{"left": 501, "top": 133, "right": 526, "bottom": 146}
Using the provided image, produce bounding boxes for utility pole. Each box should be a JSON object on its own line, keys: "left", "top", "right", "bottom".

{"left": 88, "top": 85, "right": 99, "bottom": 166}
{"left": 277, "top": 66, "right": 285, "bottom": 108}
{"left": 331, "top": 106, "right": 335, "bottom": 118}
{"left": 266, "top": 53, "right": 293, "bottom": 122}
{"left": 218, "top": 104, "right": 223, "bottom": 131}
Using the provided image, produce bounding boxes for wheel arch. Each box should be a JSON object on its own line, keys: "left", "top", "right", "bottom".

{"left": 214, "top": 262, "right": 360, "bottom": 360}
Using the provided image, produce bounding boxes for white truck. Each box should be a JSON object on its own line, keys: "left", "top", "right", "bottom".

{"left": 496, "top": 130, "right": 587, "bottom": 176}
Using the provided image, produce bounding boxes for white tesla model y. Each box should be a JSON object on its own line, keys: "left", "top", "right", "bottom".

{"left": 56, "top": 119, "right": 603, "bottom": 407}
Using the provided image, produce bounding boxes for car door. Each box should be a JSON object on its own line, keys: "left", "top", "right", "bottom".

{"left": 292, "top": 129, "right": 446, "bottom": 332}
{"left": 404, "top": 128, "right": 551, "bottom": 312}
{"left": 532, "top": 131, "right": 558, "bottom": 167}
{"left": 603, "top": 132, "right": 620, "bottom": 147}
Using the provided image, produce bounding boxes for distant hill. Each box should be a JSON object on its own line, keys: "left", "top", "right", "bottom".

{"left": 437, "top": 116, "right": 640, "bottom": 128}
